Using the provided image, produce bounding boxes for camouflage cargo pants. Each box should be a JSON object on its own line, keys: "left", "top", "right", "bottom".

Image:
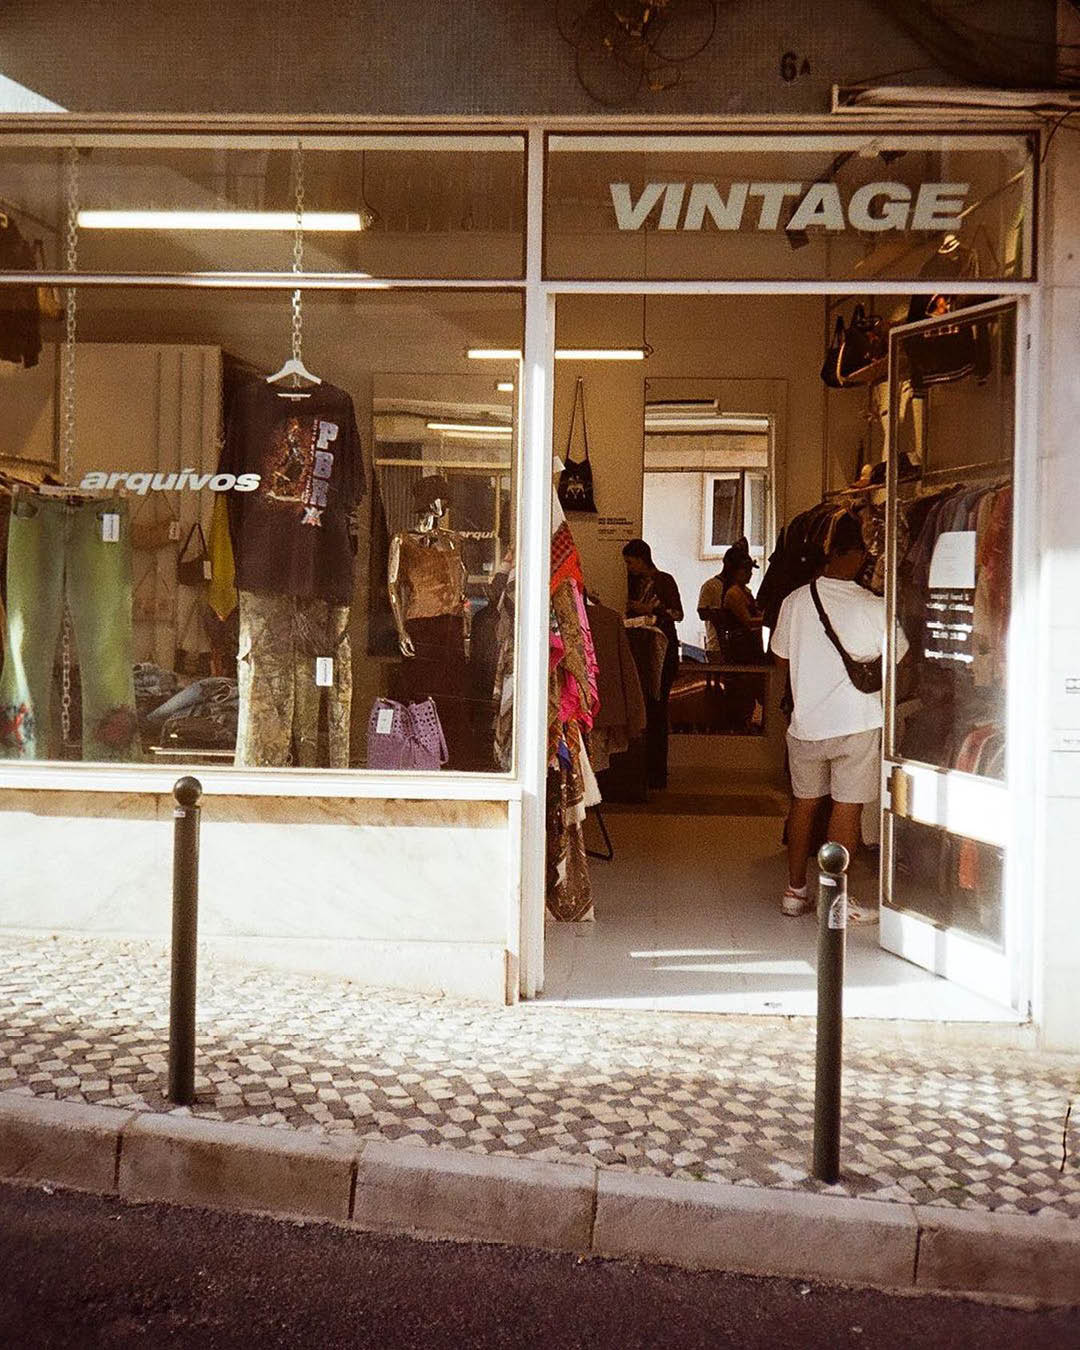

{"left": 235, "top": 590, "right": 352, "bottom": 768}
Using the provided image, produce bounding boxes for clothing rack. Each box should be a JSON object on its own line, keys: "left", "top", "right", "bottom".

{"left": 585, "top": 805, "right": 614, "bottom": 862}
{"left": 916, "top": 463, "right": 1011, "bottom": 490}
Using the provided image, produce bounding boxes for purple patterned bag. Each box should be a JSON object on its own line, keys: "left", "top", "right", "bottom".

{"left": 366, "top": 697, "right": 448, "bottom": 771}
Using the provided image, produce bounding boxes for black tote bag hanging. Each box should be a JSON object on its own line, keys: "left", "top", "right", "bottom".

{"left": 557, "top": 376, "right": 597, "bottom": 513}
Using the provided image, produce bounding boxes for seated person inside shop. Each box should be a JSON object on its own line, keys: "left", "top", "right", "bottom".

{"left": 622, "top": 538, "right": 683, "bottom": 790}
{"left": 698, "top": 540, "right": 766, "bottom": 730}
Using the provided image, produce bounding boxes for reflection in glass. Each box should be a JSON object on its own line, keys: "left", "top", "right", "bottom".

{"left": 0, "top": 137, "right": 525, "bottom": 279}
{"left": 546, "top": 134, "right": 1032, "bottom": 282}
{"left": 888, "top": 815, "right": 1004, "bottom": 947}
{"left": 0, "top": 287, "right": 522, "bottom": 772}
{"left": 890, "top": 307, "right": 1014, "bottom": 782}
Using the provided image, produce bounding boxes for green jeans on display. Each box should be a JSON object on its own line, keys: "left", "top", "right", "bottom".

{"left": 235, "top": 589, "right": 352, "bottom": 769}
{"left": 0, "top": 494, "right": 138, "bottom": 760}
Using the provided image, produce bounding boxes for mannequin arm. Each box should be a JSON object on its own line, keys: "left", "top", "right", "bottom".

{"left": 387, "top": 533, "right": 415, "bottom": 657}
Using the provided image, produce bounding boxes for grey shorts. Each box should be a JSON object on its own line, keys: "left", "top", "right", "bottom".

{"left": 787, "top": 728, "right": 881, "bottom": 804}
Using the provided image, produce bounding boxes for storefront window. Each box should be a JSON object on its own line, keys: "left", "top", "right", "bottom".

{"left": 0, "top": 284, "right": 522, "bottom": 773}
{"left": 0, "top": 135, "right": 525, "bottom": 279}
{"left": 888, "top": 304, "right": 1014, "bottom": 781}
{"left": 545, "top": 134, "right": 1034, "bottom": 282}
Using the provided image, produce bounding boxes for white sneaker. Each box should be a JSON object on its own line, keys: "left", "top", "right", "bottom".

{"left": 846, "top": 901, "right": 879, "bottom": 926}
{"left": 782, "top": 886, "right": 813, "bottom": 917}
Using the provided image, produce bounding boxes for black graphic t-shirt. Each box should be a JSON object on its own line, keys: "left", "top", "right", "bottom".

{"left": 221, "top": 380, "right": 365, "bottom": 604}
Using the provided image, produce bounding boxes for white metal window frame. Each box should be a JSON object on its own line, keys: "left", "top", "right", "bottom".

{"left": 0, "top": 117, "right": 1044, "bottom": 1012}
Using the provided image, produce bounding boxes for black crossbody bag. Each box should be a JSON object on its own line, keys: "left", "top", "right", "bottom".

{"left": 809, "top": 579, "right": 883, "bottom": 695}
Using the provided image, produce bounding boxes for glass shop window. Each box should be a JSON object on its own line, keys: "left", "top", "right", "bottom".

{"left": 0, "top": 284, "right": 523, "bottom": 773}
{"left": 0, "top": 134, "right": 525, "bottom": 280}
{"left": 545, "top": 133, "right": 1034, "bottom": 282}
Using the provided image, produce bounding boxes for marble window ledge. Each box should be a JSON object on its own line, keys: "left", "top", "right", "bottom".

{"left": 0, "top": 764, "right": 522, "bottom": 801}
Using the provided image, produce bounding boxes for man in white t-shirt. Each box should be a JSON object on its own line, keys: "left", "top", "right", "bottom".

{"left": 770, "top": 513, "right": 908, "bottom": 921}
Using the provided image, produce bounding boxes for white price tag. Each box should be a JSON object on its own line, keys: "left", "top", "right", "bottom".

{"left": 101, "top": 513, "right": 120, "bottom": 543}
{"left": 376, "top": 707, "right": 394, "bottom": 735}
{"left": 315, "top": 657, "right": 333, "bottom": 687}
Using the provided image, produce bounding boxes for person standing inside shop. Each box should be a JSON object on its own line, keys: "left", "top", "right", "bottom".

{"left": 623, "top": 538, "right": 683, "bottom": 790}
{"left": 769, "top": 513, "right": 906, "bottom": 922}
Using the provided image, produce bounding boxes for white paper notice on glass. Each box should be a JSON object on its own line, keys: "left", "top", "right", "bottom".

{"left": 928, "top": 531, "right": 977, "bottom": 590}
{"left": 376, "top": 707, "right": 395, "bottom": 735}
{"left": 100, "top": 513, "right": 120, "bottom": 543}
{"left": 315, "top": 657, "right": 333, "bottom": 687}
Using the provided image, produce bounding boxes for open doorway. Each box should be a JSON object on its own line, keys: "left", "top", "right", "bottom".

{"left": 540, "top": 293, "right": 1022, "bottom": 1023}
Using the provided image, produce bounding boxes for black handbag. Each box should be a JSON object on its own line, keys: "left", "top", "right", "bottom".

{"left": 810, "top": 579, "right": 883, "bottom": 695}
{"left": 837, "top": 304, "right": 888, "bottom": 387}
{"left": 177, "top": 521, "right": 211, "bottom": 587}
{"left": 820, "top": 315, "right": 845, "bottom": 388}
{"left": 821, "top": 305, "right": 887, "bottom": 389}
{"left": 557, "top": 376, "right": 597, "bottom": 513}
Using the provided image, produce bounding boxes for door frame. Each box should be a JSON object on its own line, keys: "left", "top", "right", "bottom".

{"left": 877, "top": 296, "right": 1035, "bottom": 1011}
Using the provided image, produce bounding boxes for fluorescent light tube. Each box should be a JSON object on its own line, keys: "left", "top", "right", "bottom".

{"left": 426, "top": 421, "right": 513, "bottom": 435}
{"left": 78, "top": 210, "right": 365, "bottom": 231}
{"left": 555, "top": 348, "right": 647, "bottom": 361}
{"left": 467, "top": 347, "right": 649, "bottom": 361}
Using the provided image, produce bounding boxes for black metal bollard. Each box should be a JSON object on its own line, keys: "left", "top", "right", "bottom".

{"left": 812, "top": 841, "right": 849, "bottom": 1184}
{"left": 169, "top": 776, "right": 202, "bottom": 1106}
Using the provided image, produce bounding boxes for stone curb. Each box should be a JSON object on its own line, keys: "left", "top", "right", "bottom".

{"left": 1, "top": 1091, "right": 1078, "bottom": 1305}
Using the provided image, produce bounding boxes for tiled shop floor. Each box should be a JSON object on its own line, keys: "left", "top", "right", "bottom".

{"left": 544, "top": 813, "right": 1022, "bottom": 1021}
{"left": 1, "top": 934, "right": 1078, "bottom": 1217}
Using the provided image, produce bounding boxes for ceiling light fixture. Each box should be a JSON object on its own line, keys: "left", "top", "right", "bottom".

{"left": 77, "top": 210, "right": 365, "bottom": 231}
{"left": 467, "top": 348, "right": 650, "bottom": 361}
{"left": 426, "top": 421, "right": 513, "bottom": 435}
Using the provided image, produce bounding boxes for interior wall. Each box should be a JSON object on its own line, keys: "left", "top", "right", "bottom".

{"left": 554, "top": 293, "right": 827, "bottom": 611}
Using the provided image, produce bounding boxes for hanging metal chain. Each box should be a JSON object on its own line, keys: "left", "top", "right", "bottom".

{"left": 291, "top": 140, "right": 304, "bottom": 365}
{"left": 61, "top": 146, "right": 79, "bottom": 486}
{"left": 60, "top": 145, "right": 80, "bottom": 751}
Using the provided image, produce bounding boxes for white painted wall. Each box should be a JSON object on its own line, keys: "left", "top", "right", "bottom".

{"left": 1033, "top": 129, "right": 1080, "bottom": 1050}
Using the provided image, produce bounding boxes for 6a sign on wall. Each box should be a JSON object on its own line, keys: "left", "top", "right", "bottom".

{"left": 609, "top": 181, "right": 969, "bottom": 233}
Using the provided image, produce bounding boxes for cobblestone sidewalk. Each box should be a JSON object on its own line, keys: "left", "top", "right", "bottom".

{"left": 2, "top": 934, "right": 1078, "bottom": 1218}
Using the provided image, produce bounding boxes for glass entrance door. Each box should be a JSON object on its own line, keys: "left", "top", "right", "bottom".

{"left": 880, "top": 299, "right": 1021, "bottom": 1006}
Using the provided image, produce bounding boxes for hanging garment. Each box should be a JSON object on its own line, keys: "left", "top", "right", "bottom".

{"left": 221, "top": 380, "right": 365, "bottom": 604}
{"left": 467, "top": 595, "right": 501, "bottom": 771}
{"left": 493, "top": 574, "right": 516, "bottom": 772}
{"left": 397, "top": 531, "right": 467, "bottom": 621}
{"left": 235, "top": 589, "right": 352, "bottom": 768}
{"left": 0, "top": 493, "right": 138, "bottom": 760}
{"left": 392, "top": 612, "right": 471, "bottom": 770}
{"left": 587, "top": 600, "right": 646, "bottom": 744}
{"left": 546, "top": 722, "right": 594, "bottom": 922}
{"left": 207, "top": 491, "right": 238, "bottom": 621}
{"left": 0, "top": 214, "right": 42, "bottom": 369}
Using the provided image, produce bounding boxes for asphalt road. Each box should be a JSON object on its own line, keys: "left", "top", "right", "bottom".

{"left": 1, "top": 1181, "right": 1077, "bottom": 1349}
